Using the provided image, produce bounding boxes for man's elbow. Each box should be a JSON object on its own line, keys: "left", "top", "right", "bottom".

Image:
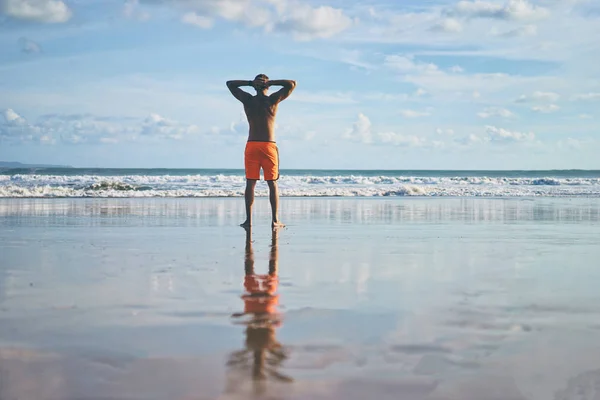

{"left": 288, "top": 80, "right": 297, "bottom": 90}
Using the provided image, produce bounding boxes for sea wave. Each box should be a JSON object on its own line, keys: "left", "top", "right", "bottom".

{"left": 2, "top": 173, "right": 600, "bottom": 198}
{"left": 3, "top": 174, "right": 600, "bottom": 186}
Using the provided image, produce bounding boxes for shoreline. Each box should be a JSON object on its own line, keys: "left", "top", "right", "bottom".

{"left": 2, "top": 194, "right": 600, "bottom": 199}
{"left": 2, "top": 197, "right": 599, "bottom": 225}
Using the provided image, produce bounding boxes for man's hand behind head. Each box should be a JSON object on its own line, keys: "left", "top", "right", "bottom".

{"left": 252, "top": 79, "right": 268, "bottom": 90}
{"left": 253, "top": 74, "right": 269, "bottom": 90}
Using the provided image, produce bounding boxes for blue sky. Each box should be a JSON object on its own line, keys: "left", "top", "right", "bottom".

{"left": 0, "top": 0, "right": 598, "bottom": 169}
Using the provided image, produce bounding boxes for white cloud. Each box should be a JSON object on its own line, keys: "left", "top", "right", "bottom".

{"left": 415, "top": 88, "right": 428, "bottom": 97}
{"left": 303, "top": 131, "right": 316, "bottom": 141}
{"left": 336, "top": 49, "right": 378, "bottom": 71}
{"left": 0, "top": 109, "right": 202, "bottom": 144}
{"left": 384, "top": 55, "right": 551, "bottom": 99}
{"left": 451, "top": 0, "right": 549, "bottom": 21}
{"left": 431, "top": 18, "right": 463, "bottom": 33}
{"left": 531, "top": 104, "right": 560, "bottom": 113}
{"left": 456, "top": 133, "right": 484, "bottom": 146}
{"left": 344, "top": 113, "right": 372, "bottom": 144}
{"left": 343, "top": 113, "right": 426, "bottom": 147}
{"left": 557, "top": 137, "right": 585, "bottom": 150}
{"left": 141, "top": 113, "right": 200, "bottom": 140}
{"left": 431, "top": 140, "right": 446, "bottom": 149}
{"left": 579, "top": 114, "right": 593, "bottom": 119}
{"left": 40, "top": 134, "right": 55, "bottom": 144}
{"left": 557, "top": 136, "right": 595, "bottom": 151}
{"left": 141, "top": 0, "right": 352, "bottom": 40}
{"left": 450, "top": 65, "right": 464, "bottom": 73}
{"left": 399, "top": 109, "right": 431, "bottom": 118}
{"left": 2, "top": 0, "right": 72, "bottom": 23}
{"left": 492, "top": 24, "right": 538, "bottom": 37}
{"left": 384, "top": 55, "right": 439, "bottom": 75}
{"left": 99, "top": 137, "right": 119, "bottom": 144}
{"left": 159, "top": 0, "right": 248, "bottom": 21}
{"left": 478, "top": 107, "right": 515, "bottom": 118}
{"left": 272, "top": 4, "right": 354, "bottom": 40}
{"left": 229, "top": 114, "right": 249, "bottom": 135}
{"left": 360, "top": 92, "right": 409, "bottom": 102}
{"left": 486, "top": 125, "right": 535, "bottom": 142}
{"left": 123, "top": 0, "right": 136, "bottom": 16}
{"left": 140, "top": 0, "right": 268, "bottom": 29}
{"left": 343, "top": 0, "right": 594, "bottom": 74}
{"left": 38, "top": 114, "right": 135, "bottom": 144}
{"left": 378, "top": 132, "right": 425, "bottom": 147}
{"left": 123, "top": 0, "right": 150, "bottom": 21}
{"left": 436, "top": 128, "right": 455, "bottom": 136}
{"left": 571, "top": 93, "right": 600, "bottom": 101}
{"left": 181, "top": 12, "right": 214, "bottom": 29}
{"left": 3, "top": 109, "right": 26, "bottom": 125}
{"left": 1, "top": 109, "right": 41, "bottom": 143}
{"left": 18, "top": 37, "right": 42, "bottom": 53}
{"left": 279, "top": 47, "right": 377, "bottom": 71}
{"left": 415, "top": 71, "right": 524, "bottom": 95}
{"left": 367, "top": 7, "right": 377, "bottom": 19}
{"left": 516, "top": 91, "right": 561, "bottom": 103}
{"left": 291, "top": 91, "right": 357, "bottom": 105}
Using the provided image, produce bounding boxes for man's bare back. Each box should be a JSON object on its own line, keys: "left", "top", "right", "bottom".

{"left": 243, "top": 95, "right": 278, "bottom": 142}
{"left": 226, "top": 75, "right": 296, "bottom": 142}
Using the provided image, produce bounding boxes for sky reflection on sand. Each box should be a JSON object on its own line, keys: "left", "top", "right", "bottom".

{"left": 0, "top": 198, "right": 600, "bottom": 399}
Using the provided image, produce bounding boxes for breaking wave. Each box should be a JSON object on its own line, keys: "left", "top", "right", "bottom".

{"left": 2, "top": 172, "right": 600, "bottom": 198}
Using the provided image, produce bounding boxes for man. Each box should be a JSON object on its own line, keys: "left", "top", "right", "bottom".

{"left": 226, "top": 74, "right": 296, "bottom": 229}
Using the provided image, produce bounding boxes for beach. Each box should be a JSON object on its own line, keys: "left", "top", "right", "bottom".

{"left": 1, "top": 197, "right": 600, "bottom": 399}
{"left": 3, "top": 0, "right": 599, "bottom": 395}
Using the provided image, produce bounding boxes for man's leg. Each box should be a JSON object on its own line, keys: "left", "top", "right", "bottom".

{"left": 241, "top": 179, "right": 257, "bottom": 228}
{"left": 267, "top": 180, "right": 285, "bottom": 229}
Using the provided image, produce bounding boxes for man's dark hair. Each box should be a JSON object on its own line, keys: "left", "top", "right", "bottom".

{"left": 255, "top": 74, "right": 269, "bottom": 80}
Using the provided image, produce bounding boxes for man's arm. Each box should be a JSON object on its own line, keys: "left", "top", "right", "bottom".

{"left": 226, "top": 80, "right": 253, "bottom": 103}
{"left": 268, "top": 80, "right": 297, "bottom": 104}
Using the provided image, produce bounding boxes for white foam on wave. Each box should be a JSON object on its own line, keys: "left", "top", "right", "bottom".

{"left": 2, "top": 174, "right": 600, "bottom": 198}
{"left": 5, "top": 174, "right": 600, "bottom": 186}
{"left": 1, "top": 184, "right": 600, "bottom": 198}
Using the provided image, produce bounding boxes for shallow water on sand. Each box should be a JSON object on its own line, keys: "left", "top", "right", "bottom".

{"left": 1, "top": 198, "right": 600, "bottom": 400}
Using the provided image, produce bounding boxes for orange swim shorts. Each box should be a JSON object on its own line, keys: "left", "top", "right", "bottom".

{"left": 244, "top": 141, "right": 279, "bottom": 181}
{"left": 242, "top": 294, "right": 279, "bottom": 314}
{"left": 243, "top": 274, "right": 279, "bottom": 314}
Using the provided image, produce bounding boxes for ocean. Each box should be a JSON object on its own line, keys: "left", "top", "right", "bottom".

{"left": 1, "top": 168, "right": 600, "bottom": 198}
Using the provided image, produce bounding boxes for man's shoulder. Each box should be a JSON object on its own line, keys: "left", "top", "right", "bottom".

{"left": 241, "top": 94, "right": 256, "bottom": 105}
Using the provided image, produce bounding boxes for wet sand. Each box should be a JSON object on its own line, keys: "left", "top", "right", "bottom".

{"left": 1, "top": 197, "right": 600, "bottom": 400}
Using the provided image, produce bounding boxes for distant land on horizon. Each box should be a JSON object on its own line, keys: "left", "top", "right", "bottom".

{"left": 0, "top": 161, "right": 73, "bottom": 169}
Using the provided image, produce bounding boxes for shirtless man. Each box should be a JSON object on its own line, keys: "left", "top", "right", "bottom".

{"left": 226, "top": 74, "right": 296, "bottom": 229}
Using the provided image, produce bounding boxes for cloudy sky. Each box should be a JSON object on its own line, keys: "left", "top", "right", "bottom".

{"left": 0, "top": 0, "right": 598, "bottom": 169}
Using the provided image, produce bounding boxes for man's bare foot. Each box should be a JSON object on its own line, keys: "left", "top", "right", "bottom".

{"left": 272, "top": 221, "right": 285, "bottom": 229}
{"left": 240, "top": 220, "right": 251, "bottom": 228}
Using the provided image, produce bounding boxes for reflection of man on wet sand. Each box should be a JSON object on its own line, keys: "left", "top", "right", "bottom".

{"left": 226, "top": 228, "right": 292, "bottom": 393}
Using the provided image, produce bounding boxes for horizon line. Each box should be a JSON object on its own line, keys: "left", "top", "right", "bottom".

{"left": 2, "top": 166, "right": 599, "bottom": 172}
